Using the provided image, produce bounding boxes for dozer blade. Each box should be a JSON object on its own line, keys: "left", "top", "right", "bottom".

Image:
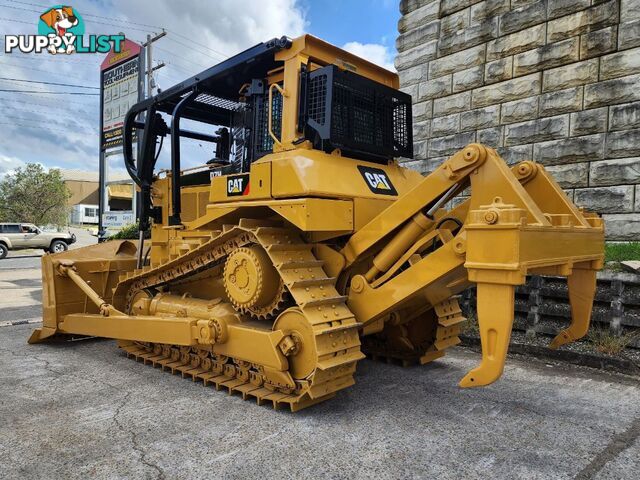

{"left": 28, "top": 240, "right": 138, "bottom": 343}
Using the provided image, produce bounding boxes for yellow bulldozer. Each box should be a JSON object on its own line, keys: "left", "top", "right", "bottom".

{"left": 29, "top": 35, "right": 604, "bottom": 411}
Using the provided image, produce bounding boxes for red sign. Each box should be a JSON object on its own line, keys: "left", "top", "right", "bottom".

{"left": 101, "top": 38, "right": 141, "bottom": 71}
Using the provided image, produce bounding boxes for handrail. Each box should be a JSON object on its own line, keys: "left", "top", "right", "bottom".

{"left": 169, "top": 89, "right": 199, "bottom": 226}
{"left": 267, "top": 83, "right": 287, "bottom": 147}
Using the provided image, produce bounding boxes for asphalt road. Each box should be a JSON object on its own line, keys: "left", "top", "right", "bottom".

{"left": 1, "top": 238, "right": 639, "bottom": 479}
{"left": 0, "top": 227, "right": 96, "bottom": 323}
{"left": 2, "top": 226, "right": 96, "bottom": 263}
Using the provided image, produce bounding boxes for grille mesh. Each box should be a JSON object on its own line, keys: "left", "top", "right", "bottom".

{"left": 254, "top": 88, "right": 282, "bottom": 155}
{"left": 308, "top": 75, "right": 327, "bottom": 125}
{"left": 193, "top": 93, "right": 243, "bottom": 110}
{"left": 305, "top": 66, "right": 413, "bottom": 160}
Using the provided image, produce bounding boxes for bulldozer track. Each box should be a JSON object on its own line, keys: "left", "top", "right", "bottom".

{"left": 362, "top": 320, "right": 463, "bottom": 367}
{"left": 115, "top": 223, "right": 364, "bottom": 411}
{"left": 361, "top": 298, "right": 465, "bottom": 367}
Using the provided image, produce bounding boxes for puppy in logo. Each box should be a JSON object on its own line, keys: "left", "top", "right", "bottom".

{"left": 39, "top": 6, "right": 78, "bottom": 54}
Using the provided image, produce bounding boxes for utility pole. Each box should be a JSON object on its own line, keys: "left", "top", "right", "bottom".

{"left": 133, "top": 30, "right": 166, "bottom": 218}
{"left": 143, "top": 30, "right": 167, "bottom": 98}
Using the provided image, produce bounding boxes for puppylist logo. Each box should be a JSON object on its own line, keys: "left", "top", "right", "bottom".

{"left": 4, "top": 5, "right": 125, "bottom": 55}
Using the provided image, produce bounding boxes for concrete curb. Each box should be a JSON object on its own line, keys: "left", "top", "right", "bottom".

{"left": 460, "top": 335, "right": 640, "bottom": 377}
{"left": 0, "top": 318, "right": 42, "bottom": 327}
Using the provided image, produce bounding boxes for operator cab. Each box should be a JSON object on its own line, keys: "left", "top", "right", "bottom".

{"left": 123, "top": 34, "right": 412, "bottom": 228}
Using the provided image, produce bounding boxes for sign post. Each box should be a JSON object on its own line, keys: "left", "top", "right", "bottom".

{"left": 98, "top": 39, "right": 143, "bottom": 240}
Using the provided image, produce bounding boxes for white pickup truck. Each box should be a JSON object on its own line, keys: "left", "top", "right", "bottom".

{"left": 0, "top": 223, "right": 76, "bottom": 259}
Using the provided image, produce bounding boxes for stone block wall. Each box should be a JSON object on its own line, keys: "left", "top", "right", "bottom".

{"left": 396, "top": 0, "right": 640, "bottom": 240}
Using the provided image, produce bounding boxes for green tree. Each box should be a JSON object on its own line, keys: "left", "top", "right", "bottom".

{"left": 0, "top": 164, "right": 71, "bottom": 226}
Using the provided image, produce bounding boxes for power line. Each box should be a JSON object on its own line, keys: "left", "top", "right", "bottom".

{"left": 0, "top": 121, "right": 92, "bottom": 135}
{"left": 0, "top": 3, "right": 156, "bottom": 34}
{"left": 0, "top": 17, "right": 31, "bottom": 25}
{"left": 124, "top": 38, "right": 202, "bottom": 78}
{"left": 11, "top": 0, "right": 164, "bottom": 30}
{"left": 0, "top": 17, "right": 207, "bottom": 83}
{"left": 1, "top": 6, "right": 231, "bottom": 64}
{"left": 164, "top": 33, "right": 225, "bottom": 61}
{"left": 0, "top": 78, "right": 82, "bottom": 91}
{"left": 0, "top": 79, "right": 99, "bottom": 99}
{"left": 1, "top": 105, "right": 95, "bottom": 118}
{"left": 1, "top": 2, "right": 229, "bottom": 60}
{"left": 0, "top": 96, "right": 100, "bottom": 110}
{"left": 0, "top": 15, "right": 222, "bottom": 78}
{"left": 1, "top": 61, "right": 99, "bottom": 83}
{"left": 10, "top": 0, "right": 225, "bottom": 54}
{"left": 7, "top": 94, "right": 97, "bottom": 112}
{"left": 156, "top": 68, "right": 186, "bottom": 83}
{"left": 155, "top": 58, "right": 186, "bottom": 74}
{"left": 0, "top": 97, "right": 97, "bottom": 109}
{"left": 0, "top": 77, "right": 99, "bottom": 89}
{"left": 153, "top": 45, "right": 210, "bottom": 70}
{"left": 165, "top": 30, "right": 228, "bottom": 59}
{"left": 4, "top": 113, "right": 95, "bottom": 125}
{"left": 0, "top": 51, "right": 101, "bottom": 64}
{"left": 0, "top": 89, "right": 99, "bottom": 95}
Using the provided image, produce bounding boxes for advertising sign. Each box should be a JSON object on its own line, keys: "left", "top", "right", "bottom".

{"left": 100, "top": 39, "right": 142, "bottom": 149}
{"left": 102, "top": 211, "right": 135, "bottom": 228}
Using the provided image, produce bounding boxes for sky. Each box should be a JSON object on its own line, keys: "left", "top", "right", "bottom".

{"left": 0, "top": 0, "right": 401, "bottom": 178}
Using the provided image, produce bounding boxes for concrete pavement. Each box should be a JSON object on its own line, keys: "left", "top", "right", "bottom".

{"left": 0, "top": 227, "right": 95, "bottom": 322}
{"left": 0, "top": 266, "right": 41, "bottom": 324}
{"left": 1, "top": 322, "right": 639, "bottom": 479}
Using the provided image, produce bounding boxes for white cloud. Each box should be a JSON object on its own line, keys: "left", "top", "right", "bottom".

{"left": 341, "top": 41, "right": 396, "bottom": 71}
{"left": 0, "top": 155, "right": 26, "bottom": 177}
{"left": 111, "top": 0, "right": 307, "bottom": 85}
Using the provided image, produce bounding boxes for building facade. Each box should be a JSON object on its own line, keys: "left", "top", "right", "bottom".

{"left": 396, "top": 0, "right": 640, "bottom": 239}
{"left": 58, "top": 169, "right": 133, "bottom": 224}
{"left": 60, "top": 170, "right": 100, "bottom": 206}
